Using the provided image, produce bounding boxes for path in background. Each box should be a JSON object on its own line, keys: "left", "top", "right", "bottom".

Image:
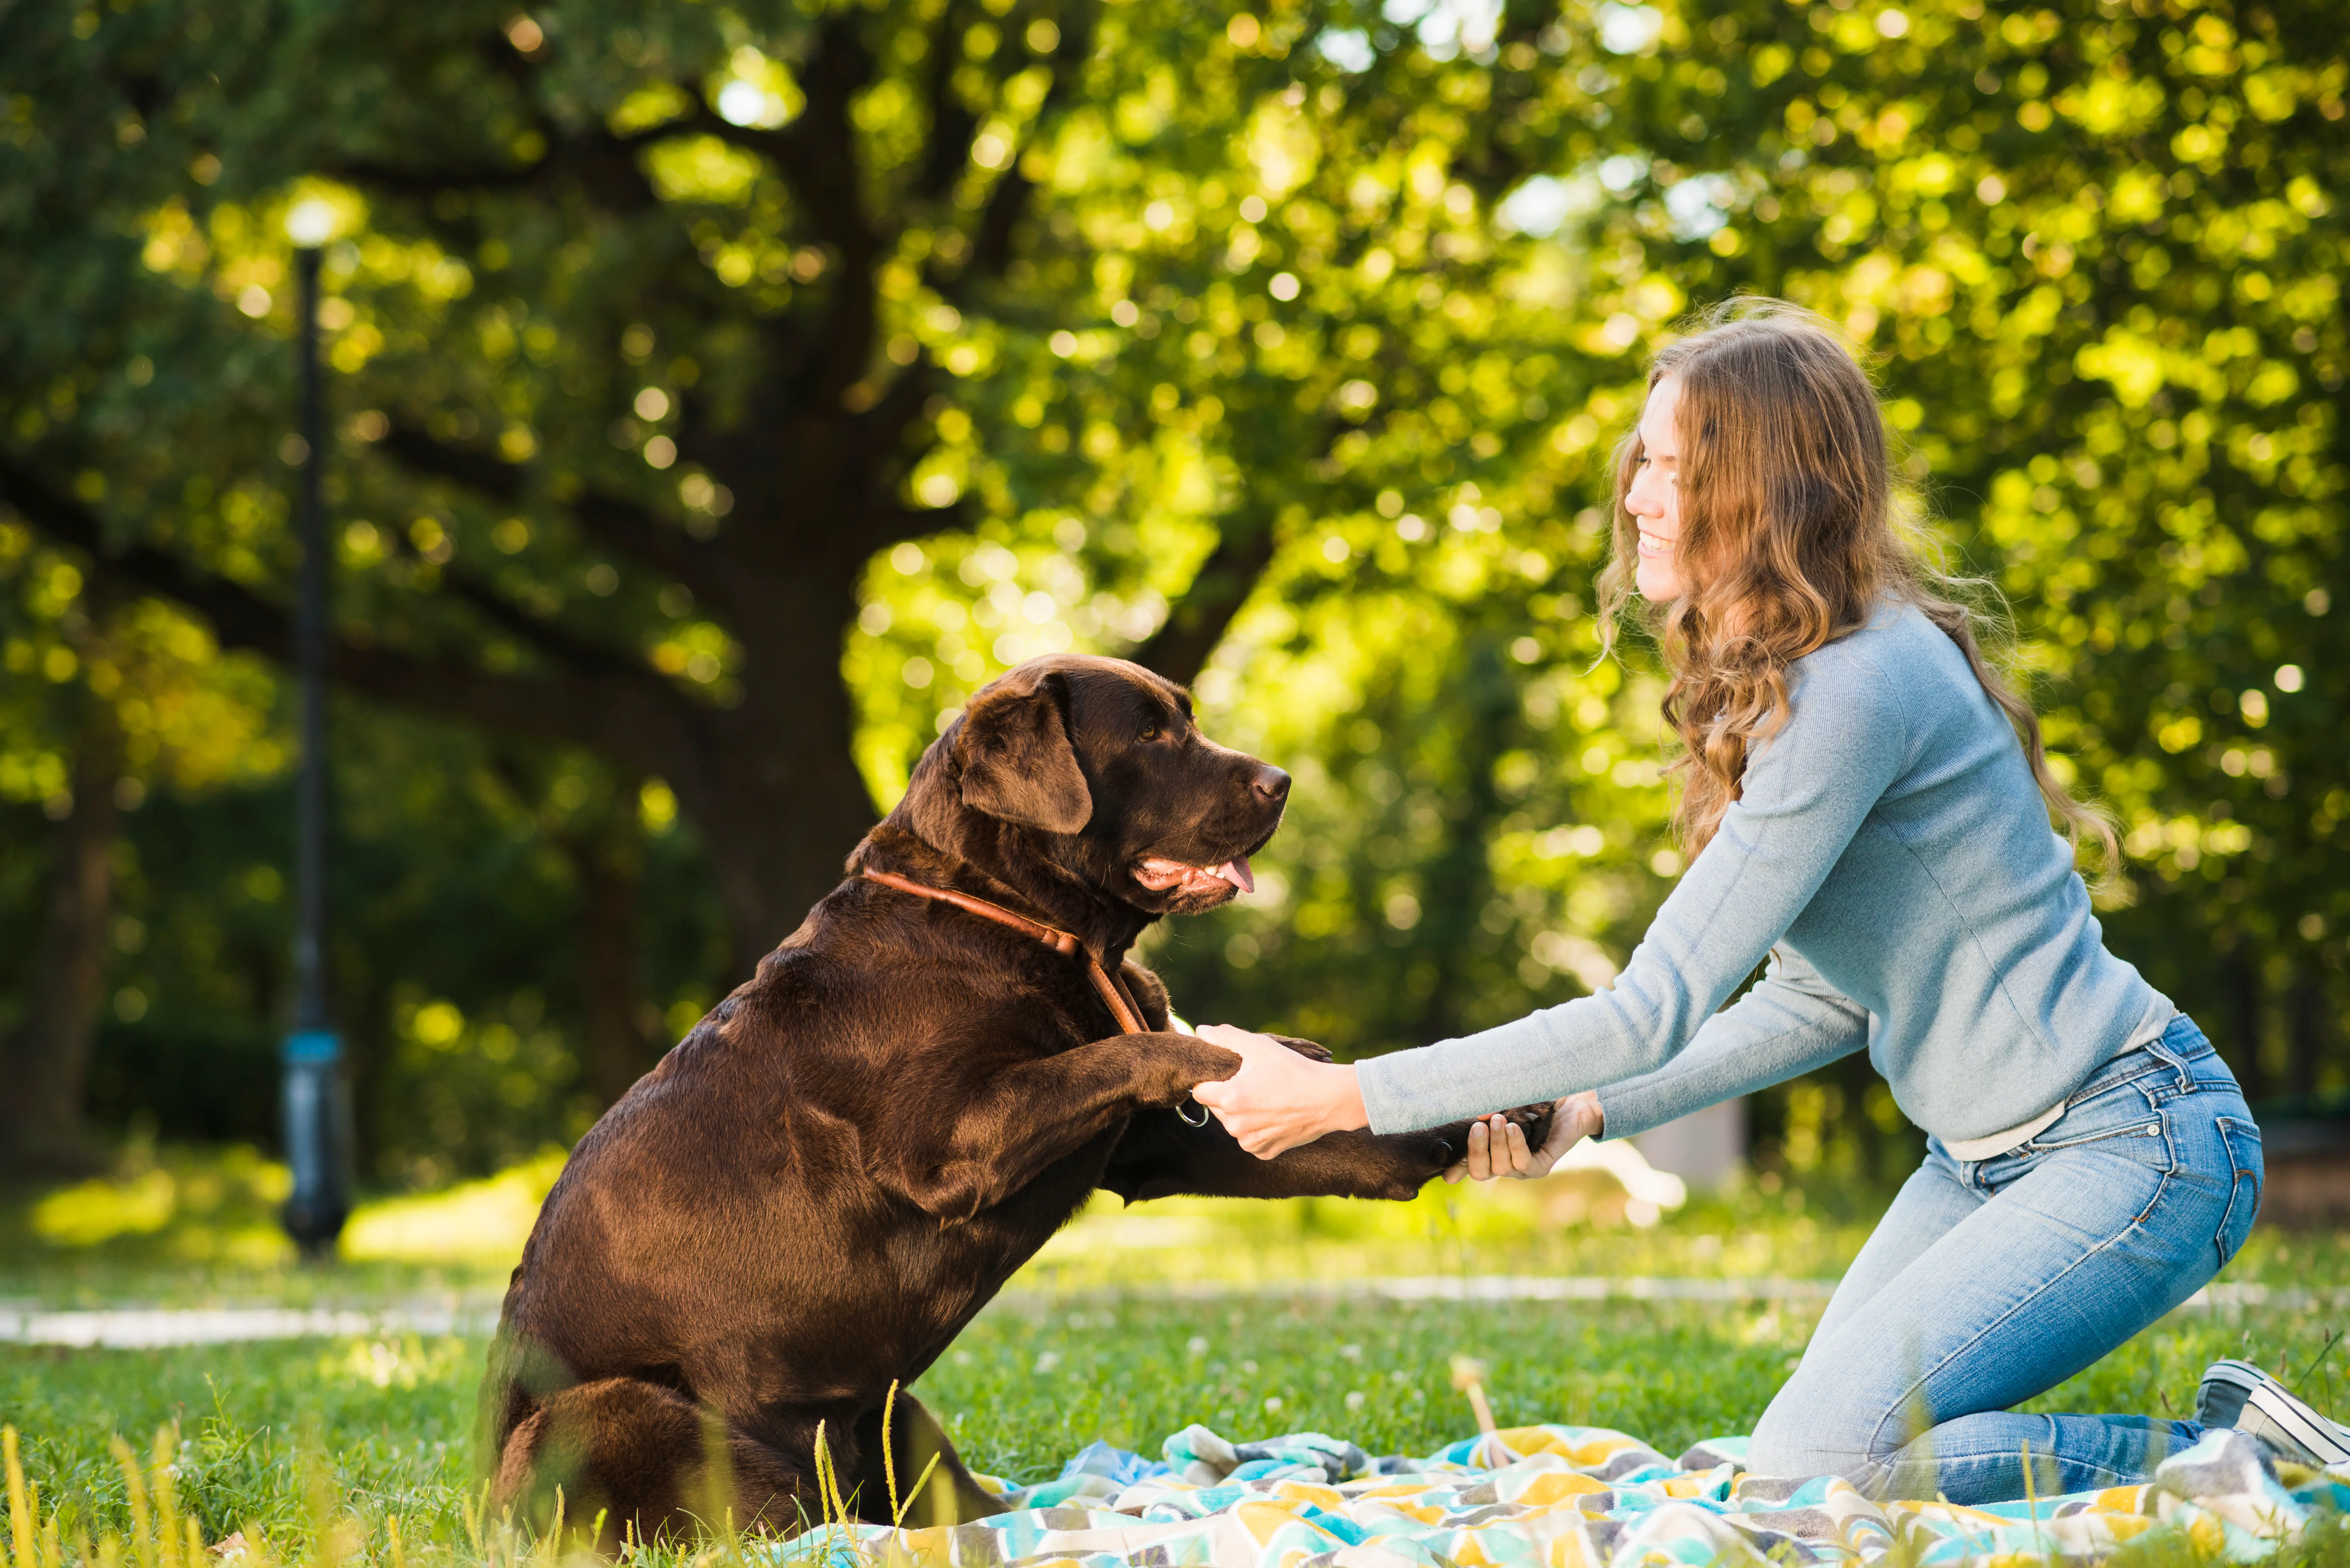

{"left": 1, "top": 1278, "right": 2323, "bottom": 1348}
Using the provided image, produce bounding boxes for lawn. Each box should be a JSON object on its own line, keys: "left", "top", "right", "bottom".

{"left": 4, "top": 1147, "right": 2348, "bottom": 1566}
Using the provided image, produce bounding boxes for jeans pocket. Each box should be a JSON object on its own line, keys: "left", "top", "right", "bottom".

{"left": 2029, "top": 1093, "right": 2171, "bottom": 1162}
{"left": 2213, "top": 1116, "right": 2265, "bottom": 1269}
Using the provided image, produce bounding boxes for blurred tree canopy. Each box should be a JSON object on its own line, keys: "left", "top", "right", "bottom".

{"left": 1, "top": 0, "right": 2343, "bottom": 1187}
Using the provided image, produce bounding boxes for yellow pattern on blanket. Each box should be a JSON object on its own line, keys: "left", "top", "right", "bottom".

{"left": 768, "top": 1420, "right": 2341, "bottom": 1568}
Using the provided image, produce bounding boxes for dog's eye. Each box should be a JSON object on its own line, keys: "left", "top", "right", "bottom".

{"left": 1139, "top": 722, "right": 1162, "bottom": 742}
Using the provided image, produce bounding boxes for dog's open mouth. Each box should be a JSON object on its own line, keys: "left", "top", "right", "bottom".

{"left": 1134, "top": 855, "right": 1255, "bottom": 896}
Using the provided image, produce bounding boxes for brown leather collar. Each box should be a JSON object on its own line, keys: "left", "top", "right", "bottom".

{"left": 859, "top": 868, "right": 1147, "bottom": 1034}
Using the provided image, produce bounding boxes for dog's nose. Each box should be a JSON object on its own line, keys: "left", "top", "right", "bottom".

{"left": 1251, "top": 765, "right": 1291, "bottom": 803}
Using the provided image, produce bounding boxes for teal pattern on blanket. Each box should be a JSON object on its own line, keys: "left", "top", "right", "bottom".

{"left": 764, "top": 1421, "right": 2349, "bottom": 1567}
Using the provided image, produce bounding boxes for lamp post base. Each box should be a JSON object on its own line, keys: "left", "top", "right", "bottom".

{"left": 280, "top": 1029, "right": 351, "bottom": 1257}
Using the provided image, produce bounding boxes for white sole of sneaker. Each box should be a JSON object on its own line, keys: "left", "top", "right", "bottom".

{"left": 2243, "top": 1379, "right": 2350, "bottom": 1466}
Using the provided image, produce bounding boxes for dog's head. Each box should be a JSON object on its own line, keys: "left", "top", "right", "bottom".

{"left": 899, "top": 655, "right": 1289, "bottom": 915}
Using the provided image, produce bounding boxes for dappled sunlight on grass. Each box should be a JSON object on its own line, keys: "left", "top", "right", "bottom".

{"left": 0, "top": 1146, "right": 533, "bottom": 1304}
{"left": 317, "top": 1332, "right": 479, "bottom": 1394}
{"left": 338, "top": 1149, "right": 566, "bottom": 1267}
{"left": 1014, "top": 1165, "right": 1884, "bottom": 1291}
{"left": 21, "top": 1146, "right": 293, "bottom": 1266}
{"left": 7, "top": 1142, "right": 2348, "bottom": 1319}
{"left": 34, "top": 1168, "right": 181, "bottom": 1245}
{"left": 1, "top": 1146, "right": 2348, "bottom": 1568}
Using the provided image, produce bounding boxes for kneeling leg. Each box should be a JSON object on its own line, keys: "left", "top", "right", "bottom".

{"left": 846, "top": 1390, "right": 1005, "bottom": 1528}
{"left": 495, "top": 1378, "right": 808, "bottom": 1548}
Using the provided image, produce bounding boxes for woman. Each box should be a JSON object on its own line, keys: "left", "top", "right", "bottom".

{"left": 1191, "top": 302, "right": 2345, "bottom": 1501}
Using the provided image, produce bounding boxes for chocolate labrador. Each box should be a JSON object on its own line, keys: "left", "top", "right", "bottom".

{"left": 480, "top": 654, "right": 1546, "bottom": 1546}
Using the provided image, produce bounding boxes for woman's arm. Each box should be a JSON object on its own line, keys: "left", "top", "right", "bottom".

{"left": 1195, "top": 947, "right": 1867, "bottom": 1161}
{"left": 1593, "top": 944, "right": 1869, "bottom": 1141}
{"left": 1446, "top": 949, "right": 1863, "bottom": 1178}
{"left": 1199, "top": 644, "right": 1911, "bottom": 1150}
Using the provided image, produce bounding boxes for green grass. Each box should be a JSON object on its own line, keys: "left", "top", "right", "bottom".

{"left": 0, "top": 1144, "right": 545, "bottom": 1308}
{"left": 4, "top": 1146, "right": 2349, "bottom": 1565}
{"left": 14, "top": 1140, "right": 2350, "bottom": 1300}
{"left": 7, "top": 1289, "right": 2349, "bottom": 1558}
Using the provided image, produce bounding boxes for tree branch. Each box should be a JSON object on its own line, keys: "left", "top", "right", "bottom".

{"left": 916, "top": 0, "right": 980, "bottom": 202}
{"left": 866, "top": 500, "right": 971, "bottom": 550}
{"left": 1130, "top": 505, "right": 1282, "bottom": 687}
{"left": 334, "top": 119, "right": 661, "bottom": 212}
{"left": 841, "top": 353, "right": 940, "bottom": 472}
{"left": 330, "top": 157, "right": 545, "bottom": 195}
{"left": 433, "top": 559, "right": 656, "bottom": 684}
{"left": 769, "top": 17, "right": 879, "bottom": 263}
{"left": 1137, "top": 392, "right": 1357, "bottom": 684}
{"left": 0, "top": 453, "right": 297, "bottom": 660}
{"left": 923, "top": 9, "right": 1094, "bottom": 302}
{"left": 378, "top": 423, "right": 728, "bottom": 604}
{"left": 0, "top": 453, "right": 698, "bottom": 775}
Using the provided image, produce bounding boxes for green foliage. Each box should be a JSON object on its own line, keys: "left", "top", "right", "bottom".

{"left": 2, "top": 0, "right": 2347, "bottom": 1176}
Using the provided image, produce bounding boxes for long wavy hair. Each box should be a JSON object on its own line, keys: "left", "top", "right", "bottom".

{"left": 1595, "top": 300, "right": 2117, "bottom": 873}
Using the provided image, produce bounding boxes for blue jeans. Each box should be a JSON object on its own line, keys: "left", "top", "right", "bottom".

{"left": 1748, "top": 1015, "right": 2264, "bottom": 1503}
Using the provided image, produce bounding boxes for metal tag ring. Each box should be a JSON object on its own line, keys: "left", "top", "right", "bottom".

{"left": 1177, "top": 1097, "right": 1211, "bottom": 1128}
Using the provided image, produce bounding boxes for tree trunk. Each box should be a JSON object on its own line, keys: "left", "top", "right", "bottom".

{"left": 2288, "top": 970, "right": 2327, "bottom": 1103}
{"left": 2227, "top": 945, "right": 2268, "bottom": 1102}
{"left": 1412, "top": 634, "right": 1514, "bottom": 1046}
{"left": 566, "top": 833, "right": 652, "bottom": 1109}
{"left": 0, "top": 696, "right": 121, "bottom": 1175}
{"left": 343, "top": 975, "right": 392, "bottom": 1182}
{"left": 680, "top": 556, "right": 880, "bottom": 983}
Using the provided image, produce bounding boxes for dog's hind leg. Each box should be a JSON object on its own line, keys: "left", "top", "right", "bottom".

{"left": 494, "top": 1378, "right": 810, "bottom": 1549}
{"left": 846, "top": 1390, "right": 1004, "bottom": 1529}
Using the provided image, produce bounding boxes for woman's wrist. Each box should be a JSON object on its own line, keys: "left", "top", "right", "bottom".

{"left": 1328, "top": 1063, "right": 1370, "bottom": 1134}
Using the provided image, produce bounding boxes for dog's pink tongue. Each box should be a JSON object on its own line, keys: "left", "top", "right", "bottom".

{"left": 1215, "top": 856, "right": 1255, "bottom": 893}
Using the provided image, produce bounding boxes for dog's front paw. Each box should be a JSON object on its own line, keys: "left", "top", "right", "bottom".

{"left": 1270, "top": 1034, "right": 1333, "bottom": 1063}
{"left": 1423, "top": 1102, "right": 1554, "bottom": 1174}
{"left": 1498, "top": 1101, "right": 1555, "bottom": 1148}
{"left": 1150, "top": 1036, "right": 1243, "bottom": 1106}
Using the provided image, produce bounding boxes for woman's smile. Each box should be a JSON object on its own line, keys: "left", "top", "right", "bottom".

{"left": 1625, "top": 373, "right": 1687, "bottom": 600}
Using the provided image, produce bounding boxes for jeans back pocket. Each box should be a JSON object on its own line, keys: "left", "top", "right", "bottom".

{"left": 2214, "top": 1116, "right": 2265, "bottom": 1269}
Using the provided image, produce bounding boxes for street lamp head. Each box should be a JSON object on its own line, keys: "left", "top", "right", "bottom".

{"left": 285, "top": 198, "right": 338, "bottom": 249}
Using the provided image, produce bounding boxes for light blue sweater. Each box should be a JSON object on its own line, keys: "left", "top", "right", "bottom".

{"left": 1354, "top": 600, "right": 2174, "bottom": 1145}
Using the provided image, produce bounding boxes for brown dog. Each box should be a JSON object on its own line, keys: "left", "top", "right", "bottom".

{"left": 480, "top": 654, "right": 1546, "bottom": 1545}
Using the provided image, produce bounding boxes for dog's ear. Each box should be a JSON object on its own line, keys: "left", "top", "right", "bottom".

{"left": 956, "top": 669, "right": 1092, "bottom": 833}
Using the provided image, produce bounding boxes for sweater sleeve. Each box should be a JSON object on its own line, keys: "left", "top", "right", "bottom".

{"left": 1593, "top": 944, "right": 1869, "bottom": 1141}
{"left": 1354, "top": 647, "right": 1910, "bottom": 1135}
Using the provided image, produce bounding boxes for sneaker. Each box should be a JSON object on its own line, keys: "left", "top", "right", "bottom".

{"left": 2197, "top": 1359, "right": 2350, "bottom": 1467}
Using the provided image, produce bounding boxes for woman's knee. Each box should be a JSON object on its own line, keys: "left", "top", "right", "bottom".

{"left": 1747, "top": 1365, "right": 1907, "bottom": 1481}
{"left": 1746, "top": 1423, "right": 1842, "bottom": 1481}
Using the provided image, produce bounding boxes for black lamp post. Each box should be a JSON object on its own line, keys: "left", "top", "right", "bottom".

{"left": 280, "top": 200, "right": 351, "bottom": 1256}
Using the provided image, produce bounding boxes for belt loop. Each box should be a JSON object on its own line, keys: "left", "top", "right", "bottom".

{"left": 2142, "top": 1024, "right": 2191, "bottom": 1094}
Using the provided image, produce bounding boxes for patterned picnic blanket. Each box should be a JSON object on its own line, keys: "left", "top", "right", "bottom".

{"left": 769, "top": 1420, "right": 2347, "bottom": 1568}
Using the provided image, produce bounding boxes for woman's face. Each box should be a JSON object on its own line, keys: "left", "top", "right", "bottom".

{"left": 1624, "top": 374, "right": 1686, "bottom": 602}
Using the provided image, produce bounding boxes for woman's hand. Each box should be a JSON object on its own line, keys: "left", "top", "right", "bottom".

{"left": 1190, "top": 1024, "right": 1368, "bottom": 1158}
{"left": 1442, "top": 1091, "right": 1604, "bottom": 1183}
